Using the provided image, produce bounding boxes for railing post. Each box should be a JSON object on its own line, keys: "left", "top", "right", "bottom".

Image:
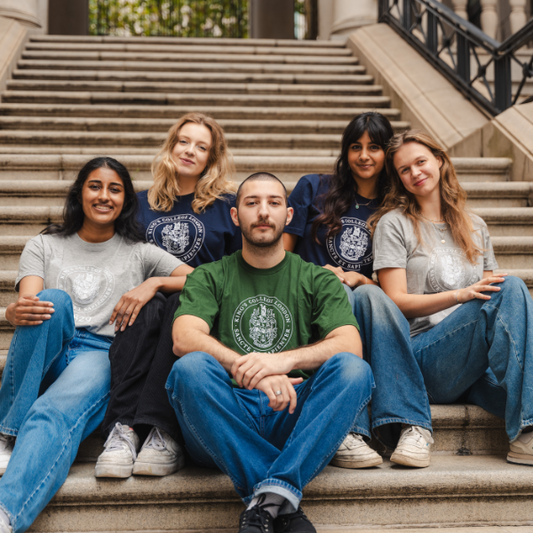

{"left": 402, "top": 0, "right": 412, "bottom": 30}
{"left": 426, "top": 9, "right": 438, "bottom": 54}
{"left": 456, "top": 33, "right": 470, "bottom": 83}
{"left": 378, "top": 0, "right": 389, "bottom": 21}
{"left": 494, "top": 54, "right": 512, "bottom": 112}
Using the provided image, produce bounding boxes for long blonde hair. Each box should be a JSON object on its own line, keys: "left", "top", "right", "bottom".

{"left": 148, "top": 112, "right": 237, "bottom": 213}
{"left": 368, "top": 130, "right": 482, "bottom": 264}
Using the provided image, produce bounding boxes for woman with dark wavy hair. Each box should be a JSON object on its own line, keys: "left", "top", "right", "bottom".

{"left": 284, "top": 113, "right": 434, "bottom": 470}
{"left": 0, "top": 157, "right": 191, "bottom": 533}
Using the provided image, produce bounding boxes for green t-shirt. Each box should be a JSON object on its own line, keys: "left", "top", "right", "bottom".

{"left": 175, "top": 251, "right": 359, "bottom": 379}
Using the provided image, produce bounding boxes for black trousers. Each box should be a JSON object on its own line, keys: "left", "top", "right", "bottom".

{"left": 101, "top": 292, "right": 183, "bottom": 444}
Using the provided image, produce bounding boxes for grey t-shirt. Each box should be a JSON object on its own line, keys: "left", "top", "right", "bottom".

{"left": 16, "top": 233, "right": 183, "bottom": 337}
{"left": 373, "top": 209, "right": 498, "bottom": 336}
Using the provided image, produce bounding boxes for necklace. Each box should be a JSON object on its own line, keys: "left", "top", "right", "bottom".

{"left": 429, "top": 221, "right": 447, "bottom": 244}
{"left": 354, "top": 194, "right": 375, "bottom": 210}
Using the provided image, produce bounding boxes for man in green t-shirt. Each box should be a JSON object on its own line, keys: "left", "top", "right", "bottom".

{"left": 168, "top": 173, "right": 373, "bottom": 533}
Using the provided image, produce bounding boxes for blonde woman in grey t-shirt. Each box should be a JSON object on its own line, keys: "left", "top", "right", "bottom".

{"left": 371, "top": 130, "right": 533, "bottom": 467}
{"left": 0, "top": 157, "right": 192, "bottom": 533}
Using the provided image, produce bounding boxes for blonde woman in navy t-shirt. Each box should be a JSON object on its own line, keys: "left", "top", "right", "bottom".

{"left": 96, "top": 113, "right": 241, "bottom": 479}
{"left": 284, "top": 112, "right": 434, "bottom": 469}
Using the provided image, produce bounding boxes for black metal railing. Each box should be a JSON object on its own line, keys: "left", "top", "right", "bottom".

{"left": 378, "top": 0, "right": 533, "bottom": 115}
{"left": 89, "top": 0, "right": 249, "bottom": 38}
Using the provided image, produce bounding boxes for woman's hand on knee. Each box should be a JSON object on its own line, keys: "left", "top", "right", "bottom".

{"left": 110, "top": 278, "right": 159, "bottom": 332}
{"left": 6, "top": 295, "right": 54, "bottom": 326}
{"left": 456, "top": 274, "right": 507, "bottom": 303}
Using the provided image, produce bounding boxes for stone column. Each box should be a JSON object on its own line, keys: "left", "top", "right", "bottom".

{"left": 509, "top": 0, "right": 527, "bottom": 34}
{"left": 249, "top": 0, "right": 295, "bottom": 39}
{"left": 451, "top": 0, "right": 468, "bottom": 20}
{"left": 329, "top": 0, "right": 378, "bottom": 39}
{"left": 480, "top": 0, "right": 498, "bottom": 39}
{"left": 0, "top": 0, "right": 41, "bottom": 28}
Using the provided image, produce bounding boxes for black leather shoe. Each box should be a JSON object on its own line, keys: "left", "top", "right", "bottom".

{"left": 274, "top": 507, "right": 316, "bottom": 532}
{"left": 238, "top": 504, "right": 274, "bottom": 533}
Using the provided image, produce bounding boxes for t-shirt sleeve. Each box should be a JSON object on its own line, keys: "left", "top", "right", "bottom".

{"left": 174, "top": 265, "right": 220, "bottom": 328}
{"left": 372, "top": 215, "right": 409, "bottom": 271}
{"left": 285, "top": 176, "right": 317, "bottom": 237}
{"left": 311, "top": 269, "right": 359, "bottom": 338}
{"left": 480, "top": 224, "right": 498, "bottom": 271}
{"left": 140, "top": 243, "right": 184, "bottom": 278}
{"left": 15, "top": 236, "right": 46, "bottom": 291}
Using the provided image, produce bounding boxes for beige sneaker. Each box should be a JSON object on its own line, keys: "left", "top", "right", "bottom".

{"left": 390, "top": 426, "right": 433, "bottom": 468}
{"left": 507, "top": 431, "right": 533, "bottom": 465}
{"left": 132, "top": 426, "right": 185, "bottom": 476}
{"left": 330, "top": 432, "right": 382, "bottom": 469}
{"left": 95, "top": 423, "right": 139, "bottom": 478}
{"left": 0, "top": 434, "right": 14, "bottom": 476}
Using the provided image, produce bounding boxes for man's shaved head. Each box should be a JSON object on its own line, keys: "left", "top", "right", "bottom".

{"left": 236, "top": 172, "right": 288, "bottom": 208}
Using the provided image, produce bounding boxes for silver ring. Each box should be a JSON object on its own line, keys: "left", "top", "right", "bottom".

{"left": 275, "top": 390, "right": 282, "bottom": 396}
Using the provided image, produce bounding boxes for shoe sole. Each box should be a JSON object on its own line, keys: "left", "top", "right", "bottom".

{"left": 95, "top": 464, "right": 134, "bottom": 478}
{"left": 330, "top": 455, "right": 383, "bottom": 469}
{"left": 507, "top": 451, "right": 533, "bottom": 465}
{"left": 390, "top": 452, "right": 430, "bottom": 468}
{"left": 132, "top": 456, "right": 185, "bottom": 476}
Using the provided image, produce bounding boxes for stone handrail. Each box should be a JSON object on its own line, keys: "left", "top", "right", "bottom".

{"left": 0, "top": 16, "right": 30, "bottom": 96}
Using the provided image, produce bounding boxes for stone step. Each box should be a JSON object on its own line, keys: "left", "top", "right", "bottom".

{"left": 12, "top": 69, "right": 372, "bottom": 86}
{"left": 1, "top": 91, "right": 391, "bottom": 109}
{"left": 0, "top": 103, "right": 402, "bottom": 122}
{"left": 16, "top": 59, "right": 365, "bottom": 75}
{"left": 5, "top": 80, "right": 382, "bottom": 97}
{"left": 25, "top": 42, "right": 354, "bottom": 57}
{"left": 21, "top": 51, "right": 359, "bottom": 66}
{"left": 29, "top": 34, "right": 347, "bottom": 48}
{"left": 0, "top": 117, "right": 408, "bottom": 135}
{"left": 25, "top": 456, "right": 533, "bottom": 531}
{"left": 0, "top": 155, "right": 513, "bottom": 182}
{"left": 472, "top": 208, "right": 533, "bottom": 236}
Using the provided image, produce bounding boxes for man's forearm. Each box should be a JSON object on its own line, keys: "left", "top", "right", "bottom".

{"left": 173, "top": 328, "right": 241, "bottom": 372}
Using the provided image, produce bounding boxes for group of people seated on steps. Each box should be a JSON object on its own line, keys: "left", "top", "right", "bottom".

{"left": 0, "top": 111, "right": 531, "bottom": 533}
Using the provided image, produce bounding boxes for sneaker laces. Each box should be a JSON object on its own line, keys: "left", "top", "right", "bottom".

{"left": 0, "top": 435, "right": 13, "bottom": 452}
{"left": 400, "top": 426, "right": 434, "bottom": 446}
{"left": 104, "top": 423, "right": 138, "bottom": 460}
{"left": 142, "top": 427, "right": 167, "bottom": 452}
{"left": 343, "top": 433, "right": 366, "bottom": 450}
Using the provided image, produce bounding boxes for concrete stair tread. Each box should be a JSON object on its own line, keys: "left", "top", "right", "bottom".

{"left": 17, "top": 60, "right": 365, "bottom": 75}
{"left": 0, "top": 117, "right": 409, "bottom": 134}
{"left": 21, "top": 51, "right": 359, "bottom": 65}
{"left": 0, "top": 103, "right": 402, "bottom": 120}
{"left": 5, "top": 80, "right": 383, "bottom": 96}
{"left": 25, "top": 42, "right": 354, "bottom": 57}
{"left": 1, "top": 91, "right": 391, "bottom": 108}
{"left": 12, "top": 69, "right": 375, "bottom": 85}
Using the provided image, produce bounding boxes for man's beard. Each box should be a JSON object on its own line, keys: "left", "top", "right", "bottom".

{"left": 239, "top": 217, "right": 284, "bottom": 249}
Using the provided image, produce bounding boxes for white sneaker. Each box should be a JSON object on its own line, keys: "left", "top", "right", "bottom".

{"left": 390, "top": 425, "right": 433, "bottom": 468}
{"left": 330, "top": 432, "right": 382, "bottom": 469}
{"left": 133, "top": 426, "right": 185, "bottom": 476}
{"left": 0, "top": 434, "right": 14, "bottom": 476}
{"left": 507, "top": 431, "right": 533, "bottom": 465}
{"left": 0, "top": 512, "right": 11, "bottom": 533}
{"left": 95, "top": 423, "right": 139, "bottom": 478}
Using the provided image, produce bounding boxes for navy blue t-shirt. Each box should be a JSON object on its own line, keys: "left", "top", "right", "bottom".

{"left": 286, "top": 174, "right": 377, "bottom": 279}
{"left": 137, "top": 190, "right": 242, "bottom": 267}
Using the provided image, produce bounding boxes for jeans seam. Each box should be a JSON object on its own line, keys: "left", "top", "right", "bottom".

{"left": 12, "top": 390, "right": 110, "bottom": 529}
{"left": 415, "top": 317, "right": 480, "bottom": 353}
{"left": 494, "top": 308, "right": 522, "bottom": 372}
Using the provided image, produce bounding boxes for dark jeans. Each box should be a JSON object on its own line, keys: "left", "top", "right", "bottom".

{"left": 101, "top": 292, "right": 183, "bottom": 443}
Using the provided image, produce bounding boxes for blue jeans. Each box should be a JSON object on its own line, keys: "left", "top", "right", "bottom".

{"left": 344, "top": 285, "right": 432, "bottom": 447}
{"left": 166, "top": 351, "right": 373, "bottom": 511}
{"left": 411, "top": 276, "right": 533, "bottom": 442}
{"left": 0, "top": 289, "right": 111, "bottom": 533}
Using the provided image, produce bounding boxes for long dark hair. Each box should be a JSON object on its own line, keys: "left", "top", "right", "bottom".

{"left": 311, "top": 112, "right": 394, "bottom": 242}
{"left": 42, "top": 157, "right": 144, "bottom": 243}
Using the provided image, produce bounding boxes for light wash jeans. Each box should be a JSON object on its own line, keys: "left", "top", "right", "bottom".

{"left": 411, "top": 276, "right": 533, "bottom": 442}
{"left": 166, "top": 351, "right": 373, "bottom": 512}
{"left": 344, "top": 285, "right": 433, "bottom": 447}
{"left": 0, "top": 289, "right": 111, "bottom": 533}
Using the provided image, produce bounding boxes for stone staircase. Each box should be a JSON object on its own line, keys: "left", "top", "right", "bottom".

{"left": 0, "top": 35, "right": 532, "bottom": 531}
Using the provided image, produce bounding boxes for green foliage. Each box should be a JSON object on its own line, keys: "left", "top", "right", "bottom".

{"left": 89, "top": 0, "right": 249, "bottom": 38}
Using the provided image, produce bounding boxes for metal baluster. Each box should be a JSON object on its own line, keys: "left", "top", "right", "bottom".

{"left": 427, "top": 8, "right": 438, "bottom": 54}
{"left": 457, "top": 33, "right": 471, "bottom": 83}
{"left": 494, "top": 54, "right": 512, "bottom": 111}
{"left": 402, "top": 0, "right": 412, "bottom": 30}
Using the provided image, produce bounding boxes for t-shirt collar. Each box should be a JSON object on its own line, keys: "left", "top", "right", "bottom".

{"left": 236, "top": 250, "right": 290, "bottom": 276}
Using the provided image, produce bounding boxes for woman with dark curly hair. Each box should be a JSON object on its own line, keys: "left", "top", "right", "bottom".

{"left": 284, "top": 113, "right": 433, "bottom": 470}
{"left": 0, "top": 157, "right": 191, "bottom": 533}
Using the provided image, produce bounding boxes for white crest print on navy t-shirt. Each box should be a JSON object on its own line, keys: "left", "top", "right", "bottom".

{"left": 146, "top": 214, "right": 206, "bottom": 263}
{"left": 327, "top": 217, "right": 372, "bottom": 271}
